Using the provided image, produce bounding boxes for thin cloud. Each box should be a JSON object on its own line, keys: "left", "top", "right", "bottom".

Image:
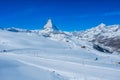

{"left": 102, "top": 11, "right": 120, "bottom": 16}
{"left": 78, "top": 11, "right": 120, "bottom": 18}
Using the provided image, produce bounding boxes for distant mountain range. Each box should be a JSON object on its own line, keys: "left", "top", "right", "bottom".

{"left": 0, "top": 19, "right": 120, "bottom": 54}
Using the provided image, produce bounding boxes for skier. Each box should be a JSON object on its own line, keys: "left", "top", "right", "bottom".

{"left": 95, "top": 57, "right": 98, "bottom": 61}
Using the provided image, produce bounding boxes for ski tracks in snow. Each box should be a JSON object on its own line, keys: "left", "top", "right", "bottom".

{"left": 1, "top": 53, "right": 120, "bottom": 80}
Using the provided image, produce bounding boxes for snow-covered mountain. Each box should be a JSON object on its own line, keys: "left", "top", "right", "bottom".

{"left": 78, "top": 23, "right": 120, "bottom": 53}
{"left": 0, "top": 19, "right": 120, "bottom": 80}
{"left": 39, "top": 20, "right": 120, "bottom": 53}
{"left": 1, "top": 19, "right": 120, "bottom": 53}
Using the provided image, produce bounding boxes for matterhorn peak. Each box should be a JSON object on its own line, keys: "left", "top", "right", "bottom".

{"left": 43, "top": 19, "right": 58, "bottom": 32}
{"left": 44, "top": 19, "right": 52, "bottom": 29}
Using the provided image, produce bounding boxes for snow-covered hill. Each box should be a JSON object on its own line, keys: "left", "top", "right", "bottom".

{"left": 0, "top": 19, "right": 120, "bottom": 80}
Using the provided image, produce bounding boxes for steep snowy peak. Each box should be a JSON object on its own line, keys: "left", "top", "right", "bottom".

{"left": 42, "top": 19, "right": 59, "bottom": 32}
{"left": 39, "top": 19, "right": 67, "bottom": 39}
{"left": 87, "top": 23, "right": 107, "bottom": 33}
{"left": 80, "top": 23, "right": 120, "bottom": 41}
{"left": 39, "top": 19, "right": 63, "bottom": 37}
{"left": 44, "top": 19, "right": 52, "bottom": 29}
{"left": 90, "top": 23, "right": 119, "bottom": 33}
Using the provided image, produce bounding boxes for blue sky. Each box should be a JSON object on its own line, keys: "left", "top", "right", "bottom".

{"left": 0, "top": 0, "right": 120, "bottom": 31}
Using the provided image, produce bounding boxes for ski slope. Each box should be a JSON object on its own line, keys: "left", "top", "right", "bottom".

{"left": 0, "top": 51, "right": 120, "bottom": 80}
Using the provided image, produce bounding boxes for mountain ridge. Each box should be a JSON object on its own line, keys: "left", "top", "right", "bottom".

{"left": 0, "top": 19, "right": 120, "bottom": 54}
